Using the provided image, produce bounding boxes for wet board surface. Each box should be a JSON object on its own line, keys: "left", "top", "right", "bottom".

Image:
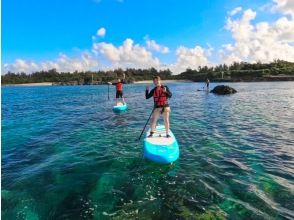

{"left": 112, "top": 102, "right": 128, "bottom": 112}
{"left": 144, "top": 125, "right": 179, "bottom": 164}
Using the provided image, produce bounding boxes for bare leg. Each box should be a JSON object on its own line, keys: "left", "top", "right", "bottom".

{"left": 163, "top": 108, "right": 170, "bottom": 136}
{"left": 122, "top": 97, "right": 125, "bottom": 104}
{"left": 151, "top": 109, "right": 160, "bottom": 133}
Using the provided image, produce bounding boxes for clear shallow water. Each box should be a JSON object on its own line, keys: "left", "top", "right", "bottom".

{"left": 2, "top": 82, "right": 294, "bottom": 220}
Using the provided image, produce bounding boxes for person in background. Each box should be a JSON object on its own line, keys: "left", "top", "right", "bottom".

{"left": 145, "top": 76, "right": 172, "bottom": 138}
{"left": 206, "top": 78, "right": 210, "bottom": 90}
{"left": 108, "top": 78, "right": 125, "bottom": 105}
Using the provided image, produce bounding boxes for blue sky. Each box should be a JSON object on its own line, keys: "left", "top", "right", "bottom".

{"left": 2, "top": 0, "right": 294, "bottom": 73}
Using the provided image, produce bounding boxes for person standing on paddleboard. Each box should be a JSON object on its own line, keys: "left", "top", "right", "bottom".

{"left": 145, "top": 76, "right": 172, "bottom": 138}
{"left": 108, "top": 78, "right": 125, "bottom": 105}
{"left": 206, "top": 78, "right": 210, "bottom": 91}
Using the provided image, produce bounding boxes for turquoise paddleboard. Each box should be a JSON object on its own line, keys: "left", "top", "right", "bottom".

{"left": 112, "top": 102, "right": 128, "bottom": 113}
{"left": 144, "top": 125, "right": 179, "bottom": 163}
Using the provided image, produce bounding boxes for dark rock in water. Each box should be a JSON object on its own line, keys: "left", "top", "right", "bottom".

{"left": 210, "top": 85, "right": 237, "bottom": 95}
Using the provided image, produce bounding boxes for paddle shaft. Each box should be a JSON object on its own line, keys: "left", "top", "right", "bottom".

{"left": 202, "top": 81, "right": 208, "bottom": 90}
{"left": 108, "top": 85, "right": 110, "bottom": 100}
{"left": 138, "top": 108, "right": 154, "bottom": 140}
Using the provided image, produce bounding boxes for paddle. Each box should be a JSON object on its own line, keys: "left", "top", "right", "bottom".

{"left": 196, "top": 82, "right": 206, "bottom": 91}
{"left": 138, "top": 108, "right": 154, "bottom": 140}
{"left": 108, "top": 84, "right": 110, "bottom": 100}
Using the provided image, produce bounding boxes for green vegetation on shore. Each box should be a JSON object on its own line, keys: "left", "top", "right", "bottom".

{"left": 2, "top": 60, "right": 294, "bottom": 85}
{"left": 175, "top": 60, "right": 294, "bottom": 82}
{"left": 1, "top": 68, "right": 172, "bottom": 85}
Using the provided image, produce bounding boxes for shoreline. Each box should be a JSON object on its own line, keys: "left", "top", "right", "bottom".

{"left": 2, "top": 78, "right": 294, "bottom": 87}
{"left": 133, "top": 80, "right": 192, "bottom": 84}
{"left": 2, "top": 82, "right": 53, "bottom": 87}
{"left": 2, "top": 80, "right": 192, "bottom": 87}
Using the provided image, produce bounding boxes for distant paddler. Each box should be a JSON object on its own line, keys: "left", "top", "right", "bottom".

{"left": 108, "top": 78, "right": 125, "bottom": 105}
{"left": 206, "top": 78, "right": 210, "bottom": 91}
{"left": 145, "top": 76, "right": 172, "bottom": 138}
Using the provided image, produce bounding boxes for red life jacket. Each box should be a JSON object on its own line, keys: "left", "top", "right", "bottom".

{"left": 116, "top": 82, "right": 123, "bottom": 91}
{"left": 153, "top": 86, "right": 168, "bottom": 107}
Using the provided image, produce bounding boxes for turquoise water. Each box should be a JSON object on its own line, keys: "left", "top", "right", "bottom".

{"left": 2, "top": 82, "right": 294, "bottom": 220}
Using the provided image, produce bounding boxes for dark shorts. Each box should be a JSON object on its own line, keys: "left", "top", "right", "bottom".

{"left": 116, "top": 90, "right": 123, "bottom": 98}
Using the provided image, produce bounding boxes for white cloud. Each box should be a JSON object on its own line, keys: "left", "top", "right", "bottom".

{"left": 225, "top": 9, "right": 257, "bottom": 42}
{"left": 260, "top": 0, "right": 294, "bottom": 17}
{"left": 3, "top": 59, "right": 40, "bottom": 73}
{"left": 169, "top": 45, "right": 212, "bottom": 74}
{"left": 220, "top": 8, "right": 294, "bottom": 64}
{"left": 146, "top": 39, "right": 170, "bottom": 54}
{"left": 97, "top": 27, "right": 106, "bottom": 37}
{"left": 229, "top": 7, "right": 243, "bottom": 16}
{"left": 273, "top": 0, "right": 294, "bottom": 17}
{"left": 3, "top": 53, "right": 99, "bottom": 73}
{"left": 93, "top": 38, "right": 211, "bottom": 73}
{"left": 93, "top": 38, "right": 161, "bottom": 68}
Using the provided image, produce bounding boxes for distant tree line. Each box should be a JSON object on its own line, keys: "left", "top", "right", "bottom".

{"left": 1, "top": 60, "right": 294, "bottom": 85}
{"left": 1, "top": 68, "right": 173, "bottom": 85}
{"left": 175, "top": 60, "right": 294, "bottom": 81}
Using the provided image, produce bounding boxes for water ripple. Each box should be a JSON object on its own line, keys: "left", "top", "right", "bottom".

{"left": 2, "top": 82, "right": 294, "bottom": 219}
